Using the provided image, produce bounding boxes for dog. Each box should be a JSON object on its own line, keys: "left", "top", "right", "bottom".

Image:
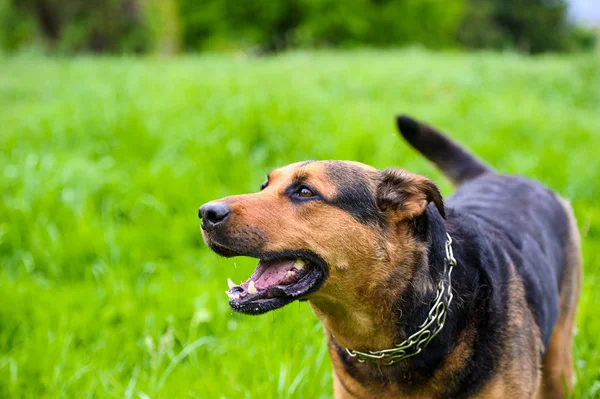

{"left": 199, "top": 116, "right": 581, "bottom": 398}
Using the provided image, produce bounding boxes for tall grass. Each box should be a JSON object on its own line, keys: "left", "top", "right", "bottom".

{"left": 0, "top": 50, "right": 599, "bottom": 398}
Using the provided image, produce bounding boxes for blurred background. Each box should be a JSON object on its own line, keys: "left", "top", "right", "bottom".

{"left": 1, "top": 1, "right": 599, "bottom": 398}
{"left": 0, "top": 0, "right": 599, "bottom": 54}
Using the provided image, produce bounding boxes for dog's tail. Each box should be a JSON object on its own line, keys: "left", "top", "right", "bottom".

{"left": 396, "top": 115, "right": 493, "bottom": 187}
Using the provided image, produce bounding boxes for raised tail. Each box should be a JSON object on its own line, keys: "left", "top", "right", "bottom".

{"left": 396, "top": 115, "right": 493, "bottom": 186}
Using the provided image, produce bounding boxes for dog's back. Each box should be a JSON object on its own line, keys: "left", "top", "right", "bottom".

{"left": 397, "top": 116, "right": 581, "bottom": 396}
{"left": 450, "top": 174, "right": 569, "bottom": 347}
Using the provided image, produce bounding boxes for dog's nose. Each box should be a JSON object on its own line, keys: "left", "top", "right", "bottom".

{"left": 199, "top": 202, "right": 231, "bottom": 230}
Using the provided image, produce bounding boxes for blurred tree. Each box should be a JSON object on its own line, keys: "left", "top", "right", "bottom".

{"left": 0, "top": 0, "right": 589, "bottom": 54}
{"left": 178, "top": 0, "right": 464, "bottom": 52}
{"left": 2, "top": 0, "right": 180, "bottom": 54}
{"left": 179, "top": 0, "right": 304, "bottom": 52}
{"left": 457, "top": 0, "right": 573, "bottom": 53}
{"left": 497, "top": 0, "right": 571, "bottom": 53}
{"left": 9, "top": 0, "right": 148, "bottom": 53}
{"left": 145, "top": 0, "right": 181, "bottom": 54}
{"left": 295, "top": 0, "right": 464, "bottom": 48}
{"left": 0, "top": 0, "right": 38, "bottom": 51}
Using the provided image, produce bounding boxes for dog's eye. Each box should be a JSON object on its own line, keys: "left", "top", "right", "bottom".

{"left": 296, "top": 186, "right": 315, "bottom": 198}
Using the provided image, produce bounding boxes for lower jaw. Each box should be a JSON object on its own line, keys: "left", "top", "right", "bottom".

{"left": 229, "top": 296, "right": 295, "bottom": 315}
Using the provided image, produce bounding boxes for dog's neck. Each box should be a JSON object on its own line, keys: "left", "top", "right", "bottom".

{"left": 308, "top": 206, "right": 475, "bottom": 387}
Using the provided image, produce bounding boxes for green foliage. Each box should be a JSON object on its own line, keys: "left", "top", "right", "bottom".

{"left": 178, "top": 0, "right": 302, "bottom": 51}
{"left": 0, "top": 0, "right": 178, "bottom": 54}
{"left": 458, "top": 0, "right": 578, "bottom": 53}
{"left": 294, "top": 0, "right": 464, "bottom": 49}
{"left": 0, "top": 50, "right": 599, "bottom": 397}
{"left": 0, "top": 0, "right": 591, "bottom": 54}
{"left": 570, "top": 26, "right": 598, "bottom": 52}
{"left": 0, "top": 0, "right": 38, "bottom": 52}
{"left": 177, "top": 0, "right": 465, "bottom": 51}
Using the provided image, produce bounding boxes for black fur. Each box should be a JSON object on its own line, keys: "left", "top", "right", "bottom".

{"left": 334, "top": 173, "right": 569, "bottom": 396}
{"left": 330, "top": 118, "right": 570, "bottom": 397}
{"left": 396, "top": 115, "right": 491, "bottom": 186}
{"left": 324, "top": 161, "right": 383, "bottom": 226}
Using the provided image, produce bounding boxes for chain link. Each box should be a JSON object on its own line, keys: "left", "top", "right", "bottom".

{"left": 345, "top": 233, "right": 457, "bottom": 365}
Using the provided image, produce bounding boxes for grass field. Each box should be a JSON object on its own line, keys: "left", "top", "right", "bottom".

{"left": 1, "top": 49, "right": 599, "bottom": 398}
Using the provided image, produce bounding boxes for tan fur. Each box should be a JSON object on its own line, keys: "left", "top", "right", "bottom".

{"left": 216, "top": 162, "right": 435, "bottom": 351}
{"left": 377, "top": 169, "right": 444, "bottom": 221}
{"left": 309, "top": 223, "right": 429, "bottom": 350}
{"left": 331, "top": 262, "right": 544, "bottom": 399}
{"left": 204, "top": 160, "right": 581, "bottom": 398}
{"left": 536, "top": 199, "right": 581, "bottom": 399}
{"left": 331, "top": 348, "right": 430, "bottom": 399}
{"left": 330, "top": 319, "right": 477, "bottom": 399}
{"left": 428, "top": 318, "right": 476, "bottom": 392}
{"left": 475, "top": 264, "right": 543, "bottom": 399}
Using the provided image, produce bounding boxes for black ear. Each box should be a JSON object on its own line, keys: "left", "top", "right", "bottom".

{"left": 376, "top": 168, "right": 445, "bottom": 220}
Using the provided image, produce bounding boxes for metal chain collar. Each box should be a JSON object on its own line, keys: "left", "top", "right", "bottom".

{"left": 345, "top": 233, "right": 457, "bottom": 366}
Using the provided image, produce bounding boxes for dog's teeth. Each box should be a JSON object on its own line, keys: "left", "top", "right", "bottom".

{"left": 293, "top": 259, "right": 305, "bottom": 269}
{"left": 227, "top": 278, "right": 236, "bottom": 289}
{"left": 286, "top": 271, "right": 293, "bottom": 277}
{"left": 248, "top": 280, "right": 257, "bottom": 294}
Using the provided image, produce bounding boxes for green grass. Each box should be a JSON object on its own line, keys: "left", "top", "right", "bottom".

{"left": 0, "top": 49, "right": 599, "bottom": 398}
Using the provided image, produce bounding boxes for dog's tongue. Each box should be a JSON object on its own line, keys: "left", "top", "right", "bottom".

{"left": 241, "top": 259, "right": 307, "bottom": 290}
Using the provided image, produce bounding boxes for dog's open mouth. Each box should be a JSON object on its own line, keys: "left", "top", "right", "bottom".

{"left": 225, "top": 256, "right": 326, "bottom": 315}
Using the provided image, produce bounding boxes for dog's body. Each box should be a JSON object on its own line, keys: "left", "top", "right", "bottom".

{"left": 200, "top": 116, "right": 581, "bottom": 398}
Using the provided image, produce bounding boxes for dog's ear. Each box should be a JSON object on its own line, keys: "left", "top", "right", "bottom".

{"left": 376, "top": 168, "right": 445, "bottom": 221}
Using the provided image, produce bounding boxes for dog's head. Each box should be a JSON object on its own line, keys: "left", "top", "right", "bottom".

{"left": 200, "top": 160, "right": 444, "bottom": 315}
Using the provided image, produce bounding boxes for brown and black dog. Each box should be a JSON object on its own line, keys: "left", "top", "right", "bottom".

{"left": 199, "top": 116, "right": 581, "bottom": 398}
